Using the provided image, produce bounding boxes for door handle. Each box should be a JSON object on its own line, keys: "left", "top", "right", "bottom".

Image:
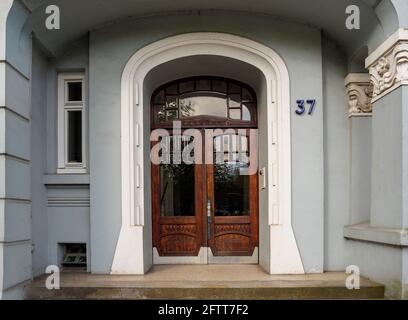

{"left": 207, "top": 199, "right": 212, "bottom": 240}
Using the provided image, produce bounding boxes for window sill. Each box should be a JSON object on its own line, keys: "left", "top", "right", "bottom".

{"left": 343, "top": 223, "right": 408, "bottom": 247}
{"left": 57, "top": 167, "right": 87, "bottom": 175}
{"left": 43, "top": 174, "right": 90, "bottom": 186}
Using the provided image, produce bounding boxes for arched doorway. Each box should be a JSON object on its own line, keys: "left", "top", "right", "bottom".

{"left": 150, "top": 76, "right": 258, "bottom": 263}
{"left": 112, "top": 33, "right": 303, "bottom": 274}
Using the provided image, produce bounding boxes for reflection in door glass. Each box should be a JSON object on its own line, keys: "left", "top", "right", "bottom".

{"left": 160, "top": 164, "right": 195, "bottom": 216}
{"left": 213, "top": 134, "right": 250, "bottom": 216}
{"left": 214, "top": 162, "right": 249, "bottom": 216}
{"left": 159, "top": 135, "right": 195, "bottom": 217}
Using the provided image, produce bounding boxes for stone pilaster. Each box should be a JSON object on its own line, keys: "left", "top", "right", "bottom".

{"left": 344, "top": 29, "right": 408, "bottom": 299}
{"left": 364, "top": 30, "right": 408, "bottom": 230}
{"left": 344, "top": 73, "right": 372, "bottom": 225}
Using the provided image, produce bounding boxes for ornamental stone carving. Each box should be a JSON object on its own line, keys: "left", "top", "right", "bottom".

{"left": 367, "top": 41, "right": 408, "bottom": 102}
{"left": 344, "top": 73, "right": 372, "bottom": 117}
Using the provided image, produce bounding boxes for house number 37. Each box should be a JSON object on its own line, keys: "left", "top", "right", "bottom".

{"left": 295, "top": 99, "right": 316, "bottom": 115}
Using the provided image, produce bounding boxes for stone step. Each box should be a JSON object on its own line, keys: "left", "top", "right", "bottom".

{"left": 24, "top": 265, "right": 384, "bottom": 300}
{"left": 25, "top": 283, "right": 384, "bottom": 300}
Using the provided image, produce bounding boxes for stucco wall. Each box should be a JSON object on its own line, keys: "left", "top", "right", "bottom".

{"left": 31, "top": 41, "right": 48, "bottom": 277}
{"left": 43, "top": 37, "right": 91, "bottom": 270}
{"left": 321, "top": 39, "right": 349, "bottom": 271}
{"left": 46, "top": 37, "right": 90, "bottom": 174}
{"left": 346, "top": 240, "right": 408, "bottom": 299}
{"left": 88, "top": 12, "right": 325, "bottom": 273}
{"left": 371, "top": 88, "right": 407, "bottom": 229}
{"left": 12, "top": 9, "right": 386, "bottom": 279}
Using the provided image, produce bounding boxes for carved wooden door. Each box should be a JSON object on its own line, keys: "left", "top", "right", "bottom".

{"left": 206, "top": 131, "right": 258, "bottom": 257}
{"left": 152, "top": 134, "right": 204, "bottom": 256}
{"left": 151, "top": 76, "right": 258, "bottom": 260}
{"left": 152, "top": 131, "right": 258, "bottom": 258}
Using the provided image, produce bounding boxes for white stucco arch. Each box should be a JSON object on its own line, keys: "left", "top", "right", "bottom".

{"left": 111, "top": 32, "right": 304, "bottom": 274}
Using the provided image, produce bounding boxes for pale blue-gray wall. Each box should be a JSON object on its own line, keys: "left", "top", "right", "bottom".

{"left": 88, "top": 12, "right": 325, "bottom": 273}
{"left": 1, "top": 0, "right": 408, "bottom": 300}
{"left": 322, "top": 39, "right": 349, "bottom": 271}
{"left": 31, "top": 41, "right": 48, "bottom": 277}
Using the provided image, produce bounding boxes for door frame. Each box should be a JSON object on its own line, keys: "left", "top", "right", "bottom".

{"left": 112, "top": 32, "right": 304, "bottom": 275}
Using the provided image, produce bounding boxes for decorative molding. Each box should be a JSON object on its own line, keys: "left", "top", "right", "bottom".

{"left": 130, "top": 206, "right": 142, "bottom": 226}
{"left": 365, "top": 28, "right": 408, "bottom": 67}
{"left": 366, "top": 29, "right": 408, "bottom": 103}
{"left": 344, "top": 73, "right": 372, "bottom": 117}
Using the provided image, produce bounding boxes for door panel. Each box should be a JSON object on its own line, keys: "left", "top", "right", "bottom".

{"left": 207, "top": 132, "right": 258, "bottom": 257}
{"left": 152, "top": 135, "right": 204, "bottom": 256}
{"left": 152, "top": 131, "right": 258, "bottom": 259}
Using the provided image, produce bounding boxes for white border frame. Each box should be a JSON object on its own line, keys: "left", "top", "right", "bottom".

{"left": 111, "top": 32, "right": 304, "bottom": 274}
{"left": 57, "top": 73, "right": 87, "bottom": 174}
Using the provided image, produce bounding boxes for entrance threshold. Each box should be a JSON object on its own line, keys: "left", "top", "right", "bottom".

{"left": 25, "top": 265, "right": 384, "bottom": 299}
{"left": 153, "top": 247, "right": 259, "bottom": 264}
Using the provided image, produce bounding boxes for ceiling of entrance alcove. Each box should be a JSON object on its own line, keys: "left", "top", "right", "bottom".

{"left": 144, "top": 55, "right": 263, "bottom": 98}
{"left": 20, "top": 0, "right": 397, "bottom": 57}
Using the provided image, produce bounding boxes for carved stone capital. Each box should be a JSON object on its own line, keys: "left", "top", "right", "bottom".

{"left": 344, "top": 73, "right": 372, "bottom": 117}
{"left": 367, "top": 40, "right": 408, "bottom": 102}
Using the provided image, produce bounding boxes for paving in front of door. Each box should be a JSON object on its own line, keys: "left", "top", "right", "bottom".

{"left": 24, "top": 264, "right": 384, "bottom": 299}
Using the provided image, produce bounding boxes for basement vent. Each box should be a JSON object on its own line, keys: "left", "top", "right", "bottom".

{"left": 61, "top": 243, "right": 87, "bottom": 267}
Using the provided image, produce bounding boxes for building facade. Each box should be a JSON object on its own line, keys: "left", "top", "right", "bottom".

{"left": 0, "top": 0, "right": 407, "bottom": 299}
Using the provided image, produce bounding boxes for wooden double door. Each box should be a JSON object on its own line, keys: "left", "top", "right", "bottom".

{"left": 152, "top": 130, "right": 258, "bottom": 261}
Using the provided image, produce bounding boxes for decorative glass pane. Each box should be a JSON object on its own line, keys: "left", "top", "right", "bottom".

{"left": 67, "top": 110, "right": 82, "bottom": 163}
{"left": 156, "top": 105, "right": 166, "bottom": 122}
{"left": 228, "top": 94, "right": 241, "bottom": 108}
{"left": 239, "top": 135, "right": 248, "bottom": 152}
{"left": 228, "top": 82, "right": 241, "bottom": 94}
{"left": 166, "top": 84, "right": 178, "bottom": 94}
{"left": 196, "top": 79, "right": 211, "bottom": 91}
{"left": 242, "top": 87, "right": 254, "bottom": 101}
{"left": 166, "top": 110, "right": 178, "bottom": 120}
{"left": 165, "top": 96, "right": 178, "bottom": 109}
{"left": 160, "top": 164, "right": 195, "bottom": 216}
{"left": 213, "top": 134, "right": 250, "bottom": 215}
{"left": 242, "top": 104, "right": 251, "bottom": 121}
{"left": 212, "top": 79, "right": 227, "bottom": 93}
{"left": 152, "top": 78, "right": 256, "bottom": 124}
{"left": 160, "top": 135, "right": 195, "bottom": 217}
{"left": 67, "top": 82, "right": 82, "bottom": 102}
{"left": 153, "top": 90, "right": 165, "bottom": 103}
{"left": 214, "top": 162, "right": 250, "bottom": 216}
{"left": 179, "top": 80, "right": 194, "bottom": 93}
{"left": 179, "top": 94, "right": 227, "bottom": 118}
{"left": 229, "top": 108, "right": 241, "bottom": 120}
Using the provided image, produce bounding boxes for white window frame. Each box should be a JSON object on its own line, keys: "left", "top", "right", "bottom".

{"left": 57, "top": 73, "right": 87, "bottom": 174}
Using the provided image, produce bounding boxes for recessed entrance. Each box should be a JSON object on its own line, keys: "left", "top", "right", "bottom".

{"left": 151, "top": 77, "right": 259, "bottom": 263}
{"left": 113, "top": 33, "right": 303, "bottom": 274}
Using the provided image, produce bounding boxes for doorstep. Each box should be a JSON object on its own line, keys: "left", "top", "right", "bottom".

{"left": 24, "top": 264, "right": 384, "bottom": 300}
